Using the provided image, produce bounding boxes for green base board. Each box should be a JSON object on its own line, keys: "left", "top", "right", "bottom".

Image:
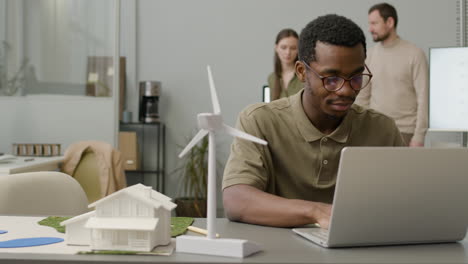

{"left": 38, "top": 216, "right": 194, "bottom": 237}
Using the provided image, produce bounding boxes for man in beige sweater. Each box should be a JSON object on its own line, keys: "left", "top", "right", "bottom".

{"left": 356, "top": 3, "right": 428, "bottom": 146}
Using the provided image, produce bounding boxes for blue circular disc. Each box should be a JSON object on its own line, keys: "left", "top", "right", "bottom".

{"left": 0, "top": 237, "right": 64, "bottom": 248}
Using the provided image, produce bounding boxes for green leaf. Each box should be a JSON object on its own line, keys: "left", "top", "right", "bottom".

{"left": 38, "top": 216, "right": 71, "bottom": 233}
{"left": 170, "top": 217, "right": 194, "bottom": 237}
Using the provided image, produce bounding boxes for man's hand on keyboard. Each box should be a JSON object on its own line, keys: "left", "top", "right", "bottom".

{"left": 313, "top": 202, "right": 332, "bottom": 229}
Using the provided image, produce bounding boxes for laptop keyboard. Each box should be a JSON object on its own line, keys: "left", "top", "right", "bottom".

{"left": 311, "top": 228, "right": 329, "bottom": 240}
{"left": 295, "top": 228, "right": 329, "bottom": 240}
{"left": 293, "top": 227, "right": 331, "bottom": 246}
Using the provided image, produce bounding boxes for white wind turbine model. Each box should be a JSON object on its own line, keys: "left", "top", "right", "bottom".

{"left": 175, "top": 65, "right": 267, "bottom": 258}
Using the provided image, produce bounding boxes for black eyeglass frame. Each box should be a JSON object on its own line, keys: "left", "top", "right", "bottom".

{"left": 302, "top": 60, "right": 373, "bottom": 92}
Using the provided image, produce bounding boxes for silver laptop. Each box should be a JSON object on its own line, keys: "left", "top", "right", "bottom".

{"left": 293, "top": 147, "right": 468, "bottom": 248}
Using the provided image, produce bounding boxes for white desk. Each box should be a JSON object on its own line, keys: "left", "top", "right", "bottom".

{"left": 0, "top": 156, "right": 64, "bottom": 175}
{"left": 0, "top": 216, "right": 467, "bottom": 264}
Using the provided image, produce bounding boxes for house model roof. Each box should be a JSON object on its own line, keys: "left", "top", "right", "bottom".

{"left": 88, "top": 183, "right": 176, "bottom": 211}
{"left": 61, "top": 184, "right": 177, "bottom": 227}
{"left": 61, "top": 211, "right": 95, "bottom": 226}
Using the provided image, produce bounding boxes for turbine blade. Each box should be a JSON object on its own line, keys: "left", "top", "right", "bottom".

{"left": 223, "top": 124, "right": 268, "bottom": 145}
{"left": 178, "top": 129, "right": 209, "bottom": 158}
{"left": 207, "top": 65, "right": 221, "bottom": 114}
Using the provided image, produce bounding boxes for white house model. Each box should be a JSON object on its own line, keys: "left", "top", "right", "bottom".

{"left": 61, "top": 184, "right": 176, "bottom": 252}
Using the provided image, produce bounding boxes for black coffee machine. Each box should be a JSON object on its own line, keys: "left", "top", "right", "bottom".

{"left": 139, "top": 81, "right": 161, "bottom": 123}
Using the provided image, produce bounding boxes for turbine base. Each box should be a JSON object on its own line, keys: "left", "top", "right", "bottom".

{"left": 176, "top": 235, "right": 262, "bottom": 258}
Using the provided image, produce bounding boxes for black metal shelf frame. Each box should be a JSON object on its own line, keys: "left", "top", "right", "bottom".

{"left": 119, "top": 122, "right": 165, "bottom": 193}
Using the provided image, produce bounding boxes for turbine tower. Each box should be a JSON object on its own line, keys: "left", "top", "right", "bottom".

{"left": 176, "top": 65, "right": 267, "bottom": 258}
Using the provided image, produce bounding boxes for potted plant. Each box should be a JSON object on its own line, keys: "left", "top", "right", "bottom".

{"left": 173, "top": 136, "right": 209, "bottom": 217}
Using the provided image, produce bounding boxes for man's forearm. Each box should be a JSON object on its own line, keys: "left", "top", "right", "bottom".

{"left": 223, "top": 184, "right": 331, "bottom": 228}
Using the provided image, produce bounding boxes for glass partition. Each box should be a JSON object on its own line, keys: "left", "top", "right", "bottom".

{"left": 0, "top": 0, "right": 118, "bottom": 97}
{"left": 0, "top": 0, "right": 120, "bottom": 154}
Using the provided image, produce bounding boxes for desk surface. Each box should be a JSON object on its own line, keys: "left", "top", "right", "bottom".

{"left": 0, "top": 156, "right": 63, "bottom": 174}
{"left": 0, "top": 216, "right": 467, "bottom": 263}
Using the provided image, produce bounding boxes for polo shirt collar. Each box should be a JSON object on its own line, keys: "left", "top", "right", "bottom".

{"left": 291, "top": 90, "right": 352, "bottom": 143}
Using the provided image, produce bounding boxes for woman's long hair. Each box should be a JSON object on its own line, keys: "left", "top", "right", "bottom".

{"left": 272, "top": 28, "right": 299, "bottom": 101}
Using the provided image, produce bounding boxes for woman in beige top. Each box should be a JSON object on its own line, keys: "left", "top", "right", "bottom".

{"left": 267, "top": 28, "right": 302, "bottom": 101}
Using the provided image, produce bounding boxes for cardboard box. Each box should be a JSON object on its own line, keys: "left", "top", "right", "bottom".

{"left": 118, "top": 132, "right": 139, "bottom": 171}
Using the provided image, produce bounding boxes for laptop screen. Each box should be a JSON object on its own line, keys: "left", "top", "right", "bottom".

{"left": 262, "top": 85, "right": 270, "bottom": 103}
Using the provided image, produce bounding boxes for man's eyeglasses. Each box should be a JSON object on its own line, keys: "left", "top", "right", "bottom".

{"left": 302, "top": 61, "right": 373, "bottom": 92}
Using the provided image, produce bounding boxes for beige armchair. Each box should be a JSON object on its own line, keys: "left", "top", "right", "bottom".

{"left": 0, "top": 171, "right": 88, "bottom": 216}
{"left": 62, "top": 141, "right": 127, "bottom": 204}
{"left": 71, "top": 150, "right": 102, "bottom": 203}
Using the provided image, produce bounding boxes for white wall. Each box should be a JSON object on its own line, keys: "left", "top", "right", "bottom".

{"left": 129, "top": 0, "right": 460, "bottom": 204}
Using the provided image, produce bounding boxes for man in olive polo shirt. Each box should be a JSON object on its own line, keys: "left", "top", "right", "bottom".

{"left": 222, "top": 14, "right": 404, "bottom": 229}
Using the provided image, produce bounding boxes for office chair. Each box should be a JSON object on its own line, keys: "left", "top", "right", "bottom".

{"left": 0, "top": 171, "right": 89, "bottom": 216}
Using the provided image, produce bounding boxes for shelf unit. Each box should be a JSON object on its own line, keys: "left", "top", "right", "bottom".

{"left": 119, "top": 122, "right": 165, "bottom": 193}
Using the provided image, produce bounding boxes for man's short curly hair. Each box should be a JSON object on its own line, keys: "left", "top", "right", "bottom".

{"left": 299, "top": 14, "right": 366, "bottom": 64}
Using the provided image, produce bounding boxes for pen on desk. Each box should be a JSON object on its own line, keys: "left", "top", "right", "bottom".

{"left": 24, "top": 158, "right": 34, "bottom": 162}
{"left": 187, "top": 226, "right": 220, "bottom": 238}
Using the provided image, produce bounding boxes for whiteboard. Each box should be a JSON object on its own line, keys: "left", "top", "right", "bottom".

{"left": 430, "top": 47, "right": 468, "bottom": 131}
